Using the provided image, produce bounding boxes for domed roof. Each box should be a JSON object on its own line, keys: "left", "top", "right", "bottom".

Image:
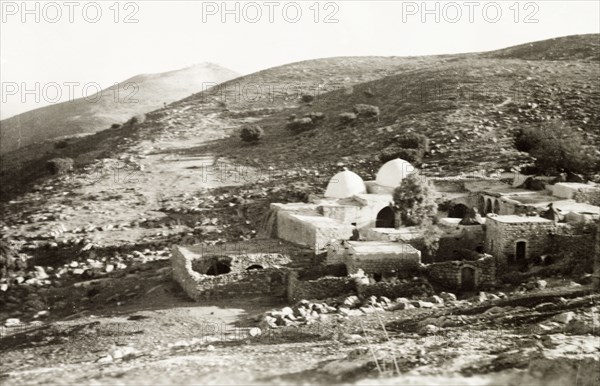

{"left": 375, "top": 159, "right": 415, "bottom": 188}
{"left": 324, "top": 170, "right": 367, "bottom": 199}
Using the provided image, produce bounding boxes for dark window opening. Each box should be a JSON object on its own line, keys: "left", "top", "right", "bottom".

{"left": 516, "top": 241, "right": 526, "bottom": 261}
{"left": 375, "top": 207, "right": 395, "bottom": 228}
{"left": 206, "top": 261, "right": 231, "bottom": 276}
{"left": 448, "top": 203, "right": 468, "bottom": 218}
{"left": 246, "top": 264, "right": 264, "bottom": 271}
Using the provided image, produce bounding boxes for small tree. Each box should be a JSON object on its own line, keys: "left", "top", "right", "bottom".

{"left": 393, "top": 172, "right": 438, "bottom": 226}
{"left": 240, "top": 125, "right": 264, "bottom": 143}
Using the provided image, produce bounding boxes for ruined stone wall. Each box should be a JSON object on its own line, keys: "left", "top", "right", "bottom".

{"left": 172, "top": 246, "right": 289, "bottom": 300}
{"left": 436, "top": 225, "right": 485, "bottom": 261}
{"left": 287, "top": 271, "right": 356, "bottom": 302}
{"left": 486, "top": 219, "right": 556, "bottom": 261}
{"left": 356, "top": 279, "right": 433, "bottom": 299}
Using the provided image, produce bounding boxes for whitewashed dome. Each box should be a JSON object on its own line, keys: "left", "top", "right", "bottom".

{"left": 375, "top": 159, "right": 415, "bottom": 188}
{"left": 324, "top": 170, "right": 367, "bottom": 198}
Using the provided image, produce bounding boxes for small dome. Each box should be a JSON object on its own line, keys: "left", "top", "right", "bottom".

{"left": 325, "top": 170, "right": 367, "bottom": 198}
{"left": 375, "top": 159, "right": 415, "bottom": 188}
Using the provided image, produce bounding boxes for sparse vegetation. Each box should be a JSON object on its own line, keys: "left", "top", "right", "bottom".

{"left": 287, "top": 117, "right": 316, "bottom": 134}
{"left": 111, "top": 123, "right": 122, "bottom": 129}
{"left": 304, "top": 112, "right": 325, "bottom": 122}
{"left": 353, "top": 104, "right": 380, "bottom": 119}
{"left": 380, "top": 133, "right": 430, "bottom": 164}
{"left": 301, "top": 94, "right": 315, "bottom": 103}
{"left": 380, "top": 147, "right": 425, "bottom": 165}
{"left": 338, "top": 112, "right": 357, "bottom": 125}
{"left": 514, "top": 121, "right": 599, "bottom": 175}
{"left": 46, "top": 158, "right": 74, "bottom": 175}
{"left": 240, "top": 125, "right": 264, "bottom": 143}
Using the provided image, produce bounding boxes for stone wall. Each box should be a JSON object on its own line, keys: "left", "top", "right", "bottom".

{"left": 485, "top": 217, "right": 557, "bottom": 262}
{"left": 172, "top": 245, "right": 289, "bottom": 300}
{"left": 276, "top": 211, "right": 353, "bottom": 251}
{"left": 345, "top": 244, "right": 421, "bottom": 276}
{"left": 436, "top": 225, "right": 485, "bottom": 261}
{"left": 287, "top": 271, "right": 356, "bottom": 302}
{"left": 356, "top": 279, "right": 433, "bottom": 299}
{"left": 426, "top": 254, "right": 497, "bottom": 290}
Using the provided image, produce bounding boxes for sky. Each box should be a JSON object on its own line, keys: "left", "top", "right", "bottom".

{"left": 1, "top": 0, "right": 599, "bottom": 119}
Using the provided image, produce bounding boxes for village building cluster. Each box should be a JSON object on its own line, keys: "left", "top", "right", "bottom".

{"left": 172, "top": 159, "right": 600, "bottom": 301}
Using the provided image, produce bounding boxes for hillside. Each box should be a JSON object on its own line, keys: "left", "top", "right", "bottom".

{"left": 0, "top": 63, "right": 240, "bottom": 153}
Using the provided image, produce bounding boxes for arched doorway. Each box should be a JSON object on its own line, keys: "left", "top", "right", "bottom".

{"left": 246, "top": 264, "right": 264, "bottom": 270}
{"left": 461, "top": 266, "right": 476, "bottom": 291}
{"left": 376, "top": 207, "right": 395, "bottom": 228}
{"left": 485, "top": 199, "right": 492, "bottom": 214}
{"left": 206, "top": 261, "right": 231, "bottom": 276}
{"left": 515, "top": 241, "right": 527, "bottom": 261}
{"left": 478, "top": 196, "right": 486, "bottom": 215}
{"left": 448, "top": 203, "right": 468, "bottom": 218}
{"left": 493, "top": 199, "right": 500, "bottom": 214}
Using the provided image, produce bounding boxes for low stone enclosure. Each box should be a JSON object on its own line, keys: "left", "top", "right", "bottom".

{"left": 172, "top": 237, "right": 480, "bottom": 301}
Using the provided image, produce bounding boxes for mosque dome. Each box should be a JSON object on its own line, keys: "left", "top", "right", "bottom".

{"left": 324, "top": 170, "right": 367, "bottom": 198}
{"left": 375, "top": 159, "right": 415, "bottom": 188}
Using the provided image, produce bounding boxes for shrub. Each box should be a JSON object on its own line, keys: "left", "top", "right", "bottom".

{"left": 125, "top": 113, "right": 146, "bottom": 127}
{"left": 380, "top": 147, "right": 424, "bottom": 165}
{"left": 514, "top": 121, "right": 598, "bottom": 175}
{"left": 301, "top": 94, "right": 314, "bottom": 103}
{"left": 304, "top": 112, "right": 325, "bottom": 122}
{"left": 393, "top": 172, "right": 438, "bottom": 226}
{"left": 393, "top": 133, "right": 430, "bottom": 152}
{"left": 287, "top": 117, "right": 316, "bottom": 134}
{"left": 353, "top": 104, "right": 380, "bottom": 118}
{"left": 54, "top": 140, "right": 69, "bottom": 149}
{"left": 240, "top": 125, "right": 264, "bottom": 143}
{"left": 339, "top": 112, "right": 357, "bottom": 125}
{"left": 47, "top": 158, "right": 74, "bottom": 175}
{"left": 110, "top": 123, "right": 122, "bottom": 129}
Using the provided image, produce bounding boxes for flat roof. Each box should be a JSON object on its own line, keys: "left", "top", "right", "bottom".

{"left": 347, "top": 240, "right": 419, "bottom": 254}
{"left": 487, "top": 215, "right": 553, "bottom": 224}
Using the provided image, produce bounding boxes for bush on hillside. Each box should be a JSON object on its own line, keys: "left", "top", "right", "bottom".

{"left": 111, "top": 123, "right": 122, "bottom": 129}
{"left": 393, "top": 133, "right": 430, "bottom": 153}
{"left": 240, "top": 125, "right": 264, "bottom": 143}
{"left": 47, "top": 158, "right": 74, "bottom": 175}
{"left": 287, "top": 117, "right": 316, "bottom": 134}
{"left": 514, "top": 122, "right": 598, "bottom": 175}
{"left": 54, "top": 140, "right": 69, "bottom": 149}
{"left": 339, "top": 112, "right": 358, "bottom": 125}
{"left": 301, "top": 94, "right": 315, "bottom": 103}
{"left": 380, "top": 147, "right": 425, "bottom": 165}
{"left": 304, "top": 112, "right": 325, "bottom": 122}
{"left": 353, "top": 104, "right": 380, "bottom": 119}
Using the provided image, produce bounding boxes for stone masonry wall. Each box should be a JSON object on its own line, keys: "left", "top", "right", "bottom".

{"left": 486, "top": 219, "right": 557, "bottom": 262}
{"left": 426, "top": 254, "right": 497, "bottom": 290}
{"left": 172, "top": 246, "right": 289, "bottom": 300}
{"left": 287, "top": 271, "right": 356, "bottom": 302}
{"left": 346, "top": 249, "right": 421, "bottom": 276}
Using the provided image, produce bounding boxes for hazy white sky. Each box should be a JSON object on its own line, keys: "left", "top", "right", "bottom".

{"left": 1, "top": 0, "right": 599, "bottom": 118}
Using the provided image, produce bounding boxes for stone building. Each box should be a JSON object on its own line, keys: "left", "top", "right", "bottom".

{"left": 266, "top": 159, "right": 418, "bottom": 251}
{"left": 485, "top": 215, "right": 557, "bottom": 264}
{"left": 326, "top": 240, "right": 421, "bottom": 277}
